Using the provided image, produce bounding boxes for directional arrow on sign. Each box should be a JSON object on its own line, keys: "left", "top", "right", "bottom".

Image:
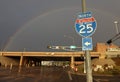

{"left": 82, "top": 37, "right": 93, "bottom": 50}
{"left": 85, "top": 41, "right": 91, "bottom": 46}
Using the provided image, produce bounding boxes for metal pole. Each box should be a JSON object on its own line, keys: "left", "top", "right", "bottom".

{"left": 85, "top": 51, "right": 93, "bottom": 82}
{"left": 81, "top": 0, "right": 87, "bottom": 74}
{"left": 84, "top": 56, "right": 86, "bottom": 73}
{"left": 81, "top": 0, "right": 93, "bottom": 82}
{"left": 114, "top": 21, "right": 119, "bottom": 34}
{"left": 81, "top": 0, "right": 86, "bottom": 12}
{"left": 64, "top": 35, "right": 75, "bottom": 69}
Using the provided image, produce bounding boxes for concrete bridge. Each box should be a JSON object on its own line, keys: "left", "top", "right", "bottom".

{"left": 1, "top": 50, "right": 119, "bottom": 68}
{"left": 0, "top": 51, "right": 100, "bottom": 57}
{"left": 0, "top": 51, "right": 101, "bottom": 68}
{"left": 1, "top": 43, "right": 119, "bottom": 67}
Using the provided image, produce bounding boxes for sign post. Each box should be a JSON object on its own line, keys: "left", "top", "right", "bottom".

{"left": 74, "top": 0, "right": 97, "bottom": 82}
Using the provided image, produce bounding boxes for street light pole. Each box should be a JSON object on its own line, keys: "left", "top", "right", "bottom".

{"left": 114, "top": 21, "right": 119, "bottom": 34}
{"left": 81, "top": 0, "right": 86, "bottom": 12}
{"left": 81, "top": 0, "right": 93, "bottom": 82}
{"left": 64, "top": 35, "right": 75, "bottom": 68}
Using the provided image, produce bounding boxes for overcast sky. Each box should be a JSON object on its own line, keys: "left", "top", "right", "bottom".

{"left": 0, "top": 0, "right": 120, "bottom": 51}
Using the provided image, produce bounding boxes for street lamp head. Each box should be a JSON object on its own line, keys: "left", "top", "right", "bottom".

{"left": 114, "top": 20, "right": 119, "bottom": 34}
{"left": 114, "top": 21, "right": 118, "bottom": 24}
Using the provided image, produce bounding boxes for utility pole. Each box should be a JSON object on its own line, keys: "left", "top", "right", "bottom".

{"left": 81, "top": 0, "right": 86, "bottom": 12}
{"left": 81, "top": 0, "right": 93, "bottom": 82}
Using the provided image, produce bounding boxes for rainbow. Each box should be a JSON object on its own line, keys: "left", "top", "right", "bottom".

{"left": 4, "top": 6, "right": 120, "bottom": 51}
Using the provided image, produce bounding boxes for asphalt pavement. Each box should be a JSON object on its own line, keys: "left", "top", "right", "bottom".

{"left": 0, "top": 66, "right": 120, "bottom": 82}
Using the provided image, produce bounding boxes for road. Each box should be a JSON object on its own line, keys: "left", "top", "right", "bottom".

{"left": 0, "top": 66, "right": 120, "bottom": 82}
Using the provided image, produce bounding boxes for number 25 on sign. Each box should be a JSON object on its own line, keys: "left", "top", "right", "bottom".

{"left": 75, "top": 17, "right": 97, "bottom": 37}
{"left": 79, "top": 23, "right": 93, "bottom": 34}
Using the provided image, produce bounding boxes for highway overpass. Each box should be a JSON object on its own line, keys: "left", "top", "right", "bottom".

{"left": 1, "top": 51, "right": 120, "bottom": 67}
{"left": 0, "top": 51, "right": 100, "bottom": 57}
{"left": 0, "top": 51, "right": 100, "bottom": 67}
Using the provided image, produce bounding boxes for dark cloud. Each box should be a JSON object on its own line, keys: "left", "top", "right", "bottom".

{"left": 0, "top": 0, "right": 120, "bottom": 51}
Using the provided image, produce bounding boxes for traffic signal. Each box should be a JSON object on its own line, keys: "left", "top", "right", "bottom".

{"left": 106, "top": 39, "right": 112, "bottom": 44}
{"left": 70, "top": 45, "right": 77, "bottom": 49}
{"left": 55, "top": 46, "right": 65, "bottom": 49}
